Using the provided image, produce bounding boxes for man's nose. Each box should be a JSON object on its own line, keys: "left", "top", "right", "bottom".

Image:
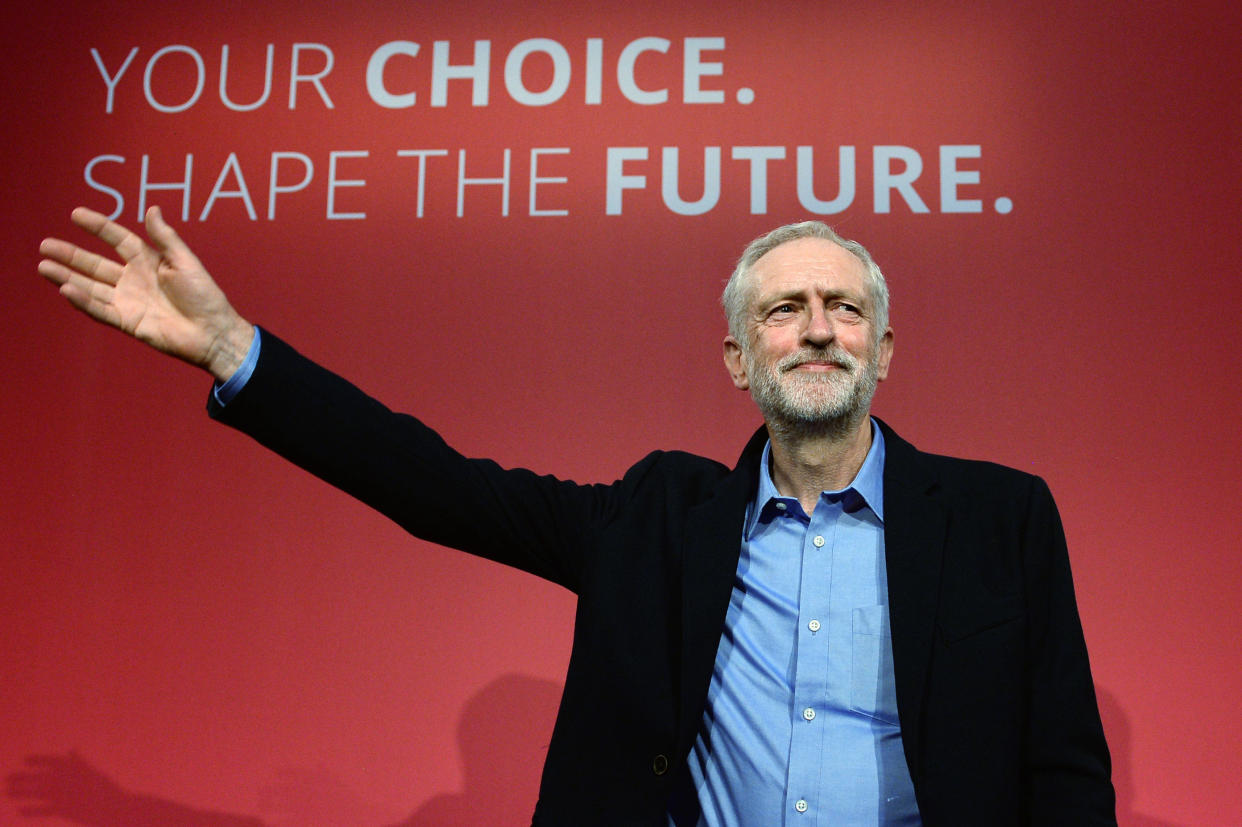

{"left": 801, "top": 305, "right": 834, "bottom": 346}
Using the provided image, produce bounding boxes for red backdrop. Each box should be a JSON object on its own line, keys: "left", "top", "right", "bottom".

{"left": 2, "top": 1, "right": 1239, "bottom": 824}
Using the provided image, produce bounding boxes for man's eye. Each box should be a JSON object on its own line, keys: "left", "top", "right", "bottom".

{"left": 834, "top": 303, "right": 860, "bottom": 315}
{"left": 772, "top": 303, "right": 795, "bottom": 314}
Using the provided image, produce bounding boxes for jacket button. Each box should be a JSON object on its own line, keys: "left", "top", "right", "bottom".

{"left": 652, "top": 754, "right": 669, "bottom": 776}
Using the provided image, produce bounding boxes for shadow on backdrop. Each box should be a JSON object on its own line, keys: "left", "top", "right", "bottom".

{"left": 6, "top": 674, "right": 561, "bottom": 827}
{"left": 1097, "top": 686, "right": 1186, "bottom": 827}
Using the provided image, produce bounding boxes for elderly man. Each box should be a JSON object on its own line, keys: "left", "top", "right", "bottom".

{"left": 39, "top": 208, "right": 1114, "bottom": 825}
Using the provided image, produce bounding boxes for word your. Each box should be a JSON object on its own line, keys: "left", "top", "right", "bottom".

{"left": 91, "top": 38, "right": 742, "bottom": 113}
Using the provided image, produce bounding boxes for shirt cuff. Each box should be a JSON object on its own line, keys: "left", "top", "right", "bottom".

{"left": 211, "top": 326, "right": 262, "bottom": 406}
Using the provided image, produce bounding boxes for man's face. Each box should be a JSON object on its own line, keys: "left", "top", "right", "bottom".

{"left": 723, "top": 237, "right": 893, "bottom": 430}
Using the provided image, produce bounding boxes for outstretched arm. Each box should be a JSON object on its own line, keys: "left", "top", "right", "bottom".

{"left": 39, "top": 207, "right": 254, "bottom": 383}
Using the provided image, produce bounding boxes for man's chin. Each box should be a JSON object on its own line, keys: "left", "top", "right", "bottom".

{"left": 780, "top": 382, "right": 852, "bottom": 416}
{"left": 758, "top": 397, "right": 858, "bottom": 430}
{"left": 755, "top": 384, "right": 875, "bottom": 435}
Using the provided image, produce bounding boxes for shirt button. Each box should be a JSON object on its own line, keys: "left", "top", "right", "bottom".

{"left": 775, "top": 502, "right": 787, "bottom": 510}
{"left": 802, "top": 707, "right": 816, "bottom": 721}
{"left": 652, "top": 754, "right": 669, "bottom": 776}
{"left": 795, "top": 799, "right": 809, "bottom": 813}
{"left": 812, "top": 535, "right": 826, "bottom": 547}
{"left": 808, "top": 619, "right": 821, "bottom": 632}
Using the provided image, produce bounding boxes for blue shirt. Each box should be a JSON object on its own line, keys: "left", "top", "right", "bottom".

{"left": 675, "top": 425, "right": 921, "bottom": 826}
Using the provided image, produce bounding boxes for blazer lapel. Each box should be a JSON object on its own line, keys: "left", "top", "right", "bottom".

{"left": 677, "top": 428, "right": 765, "bottom": 743}
{"left": 877, "top": 419, "right": 948, "bottom": 775}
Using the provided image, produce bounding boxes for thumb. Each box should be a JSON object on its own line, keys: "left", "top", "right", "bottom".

{"left": 144, "top": 206, "right": 201, "bottom": 269}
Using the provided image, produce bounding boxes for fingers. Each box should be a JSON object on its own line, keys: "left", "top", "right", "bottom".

{"left": 5, "top": 754, "right": 74, "bottom": 815}
{"left": 38, "top": 251, "right": 122, "bottom": 326}
{"left": 38, "top": 237, "right": 124, "bottom": 287}
{"left": 55, "top": 206, "right": 199, "bottom": 274}
{"left": 57, "top": 278, "right": 122, "bottom": 329}
{"left": 18, "top": 753, "right": 70, "bottom": 770}
{"left": 70, "top": 206, "right": 149, "bottom": 264}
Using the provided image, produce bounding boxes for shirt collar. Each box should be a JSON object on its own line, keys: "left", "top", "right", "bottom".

{"left": 745, "top": 418, "right": 886, "bottom": 539}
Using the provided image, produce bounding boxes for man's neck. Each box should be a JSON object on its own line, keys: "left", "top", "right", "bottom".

{"left": 766, "top": 414, "right": 874, "bottom": 515}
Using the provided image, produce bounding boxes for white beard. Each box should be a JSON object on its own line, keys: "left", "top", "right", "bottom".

{"left": 746, "top": 343, "right": 880, "bottom": 433}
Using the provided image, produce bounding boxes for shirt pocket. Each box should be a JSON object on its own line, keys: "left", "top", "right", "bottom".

{"left": 850, "top": 604, "right": 901, "bottom": 726}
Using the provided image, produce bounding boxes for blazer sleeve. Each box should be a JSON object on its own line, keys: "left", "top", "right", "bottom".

{"left": 206, "top": 330, "right": 623, "bottom": 593}
{"left": 1023, "top": 475, "right": 1116, "bottom": 824}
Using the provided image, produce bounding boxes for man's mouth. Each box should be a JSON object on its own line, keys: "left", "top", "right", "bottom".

{"left": 782, "top": 352, "right": 854, "bottom": 373}
{"left": 788, "top": 360, "right": 844, "bottom": 372}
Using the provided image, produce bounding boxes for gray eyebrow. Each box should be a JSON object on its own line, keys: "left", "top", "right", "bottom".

{"left": 755, "top": 286, "right": 868, "bottom": 309}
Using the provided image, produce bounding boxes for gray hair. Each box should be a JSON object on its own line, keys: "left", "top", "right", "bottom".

{"left": 722, "top": 221, "right": 890, "bottom": 345}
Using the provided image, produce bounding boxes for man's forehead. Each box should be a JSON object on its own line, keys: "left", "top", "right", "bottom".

{"left": 750, "top": 237, "right": 869, "bottom": 298}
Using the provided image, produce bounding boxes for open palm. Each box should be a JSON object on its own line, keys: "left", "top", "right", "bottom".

{"left": 39, "top": 207, "right": 251, "bottom": 380}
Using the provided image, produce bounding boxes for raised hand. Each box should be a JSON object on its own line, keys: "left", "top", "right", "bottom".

{"left": 39, "top": 207, "right": 254, "bottom": 382}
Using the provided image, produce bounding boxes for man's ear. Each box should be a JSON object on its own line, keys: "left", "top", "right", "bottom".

{"left": 723, "top": 336, "right": 750, "bottom": 390}
{"left": 876, "top": 327, "right": 894, "bottom": 381}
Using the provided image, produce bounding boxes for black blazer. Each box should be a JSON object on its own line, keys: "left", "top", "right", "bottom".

{"left": 210, "top": 332, "right": 1114, "bottom": 826}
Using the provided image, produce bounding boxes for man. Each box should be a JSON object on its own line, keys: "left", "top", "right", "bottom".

{"left": 38, "top": 208, "right": 1115, "bottom": 825}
